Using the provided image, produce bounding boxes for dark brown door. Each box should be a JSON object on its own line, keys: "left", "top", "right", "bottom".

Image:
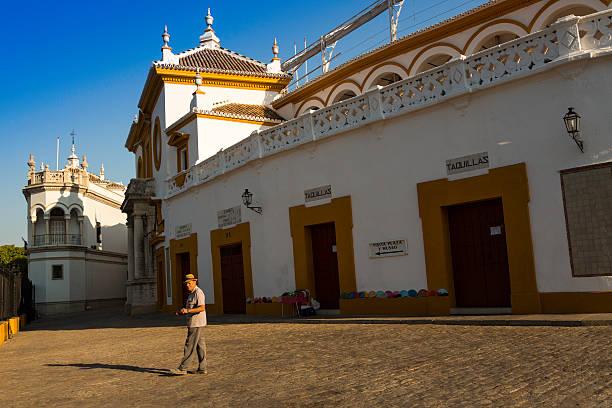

{"left": 178, "top": 252, "right": 190, "bottom": 306}
{"left": 310, "top": 223, "right": 340, "bottom": 309}
{"left": 448, "top": 198, "right": 511, "bottom": 307}
{"left": 221, "top": 244, "right": 246, "bottom": 314}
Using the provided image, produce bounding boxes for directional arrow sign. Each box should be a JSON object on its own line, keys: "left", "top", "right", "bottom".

{"left": 369, "top": 239, "right": 408, "bottom": 258}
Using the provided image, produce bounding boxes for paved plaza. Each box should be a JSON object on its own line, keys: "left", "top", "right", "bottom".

{"left": 1, "top": 310, "right": 611, "bottom": 407}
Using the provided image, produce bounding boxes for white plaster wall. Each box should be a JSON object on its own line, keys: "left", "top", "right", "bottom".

{"left": 195, "top": 117, "right": 268, "bottom": 162}
{"left": 29, "top": 250, "right": 127, "bottom": 303}
{"left": 163, "top": 52, "right": 612, "bottom": 303}
{"left": 163, "top": 82, "right": 278, "bottom": 128}
{"left": 81, "top": 194, "right": 127, "bottom": 253}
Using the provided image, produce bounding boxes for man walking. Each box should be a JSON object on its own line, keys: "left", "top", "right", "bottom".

{"left": 170, "top": 274, "right": 207, "bottom": 375}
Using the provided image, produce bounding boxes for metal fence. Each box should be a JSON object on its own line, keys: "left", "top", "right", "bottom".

{"left": 33, "top": 234, "right": 82, "bottom": 247}
{"left": 0, "top": 265, "right": 34, "bottom": 321}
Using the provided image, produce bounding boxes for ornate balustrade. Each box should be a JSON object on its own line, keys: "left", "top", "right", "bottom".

{"left": 166, "top": 11, "right": 612, "bottom": 197}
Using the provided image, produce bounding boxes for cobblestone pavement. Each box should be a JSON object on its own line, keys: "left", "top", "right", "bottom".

{"left": 1, "top": 311, "right": 610, "bottom": 407}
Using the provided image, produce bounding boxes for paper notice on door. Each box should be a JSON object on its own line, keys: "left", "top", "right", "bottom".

{"left": 490, "top": 226, "right": 502, "bottom": 236}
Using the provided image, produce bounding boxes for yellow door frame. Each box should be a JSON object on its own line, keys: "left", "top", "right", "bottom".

{"left": 417, "top": 162, "right": 541, "bottom": 314}
{"left": 169, "top": 233, "right": 198, "bottom": 310}
{"left": 210, "top": 222, "right": 254, "bottom": 315}
{"left": 289, "top": 196, "right": 357, "bottom": 307}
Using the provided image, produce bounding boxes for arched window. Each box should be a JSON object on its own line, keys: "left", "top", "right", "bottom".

{"left": 332, "top": 90, "right": 357, "bottom": 103}
{"left": 371, "top": 72, "right": 402, "bottom": 87}
{"left": 415, "top": 54, "right": 453, "bottom": 74}
{"left": 49, "top": 207, "right": 66, "bottom": 245}
{"left": 473, "top": 32, "right": 519, "bottom": 52}
{"left": 541, "top": 6, "right": 597, "bottom": 28}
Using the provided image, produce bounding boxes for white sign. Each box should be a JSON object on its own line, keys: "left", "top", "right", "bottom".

{"left": 369, "top": 239, "right": 408, "bottom": 258}
{"left": 305, "top": 185, "right": 332, "bottom": 204}
{"left": 217, "top": 206, "right": 241, "bottom": 228}
{"left": 175, "top": 223, "right": 192, "bottom": 239}
{"left": 446, "top": 152, "right": 489, "bottom": 175}
{"left": 490, "top": 225, "right": 502, "bottom": 236}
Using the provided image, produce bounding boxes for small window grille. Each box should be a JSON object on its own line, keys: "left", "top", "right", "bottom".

{"left": 52, "top": 265, "right": 63, "bottom": 280}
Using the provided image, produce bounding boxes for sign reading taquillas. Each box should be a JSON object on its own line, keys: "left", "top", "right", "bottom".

{"left": 304, "top": 185, "right": 332, "bottom": 204}
{"left": 445, "top": 152, "right": 489, "bottom": 175}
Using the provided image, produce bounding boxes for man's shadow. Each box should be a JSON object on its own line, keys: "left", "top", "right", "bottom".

{"left": 45, "top": 363, "right": 176, "bottom": 377}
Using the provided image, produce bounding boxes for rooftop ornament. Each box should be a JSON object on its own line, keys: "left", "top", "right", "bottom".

{"left": 199, "top": 8, "right": 220, "bottom": 48}
{"left": 563, "top": 107, "right": 583, "bottom": 153}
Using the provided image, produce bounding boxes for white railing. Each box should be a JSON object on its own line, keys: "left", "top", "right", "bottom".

{"left": 166, "top": 11, "right": 612, "bottom": 197}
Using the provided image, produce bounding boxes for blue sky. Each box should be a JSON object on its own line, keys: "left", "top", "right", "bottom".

{"left": 1, "top": 0, "right": 486, "bottom": 245}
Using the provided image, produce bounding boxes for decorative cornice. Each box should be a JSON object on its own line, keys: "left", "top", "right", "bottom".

{"left": 156, "top": 67, "right": 290, "bottom": 91}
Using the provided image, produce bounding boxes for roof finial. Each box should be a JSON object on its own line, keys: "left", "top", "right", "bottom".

{"left": 199, "top": 8, "right": 220, "bottom": 48}
{"left": 206, "top": 8, "right": 213, "bottom": 28}
{"left": 195, "top": 68, "right": 203, "bottom": 89}
{"left": 100, "top": 163, "right": 105, "bottom": 180}
{"left": 67, "top": 130, "right": 80, "bottom": 169}
{"left": 162, "top": 25, "right": 170, "bottom": 47}
{"left": 272, "top": 38, "right": 279, "bottom": 60}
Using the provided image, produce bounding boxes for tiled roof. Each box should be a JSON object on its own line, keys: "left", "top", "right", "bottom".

{"left": 155, "top": 46, "right": 291, "bottom": 79}
{"left": 210, "top": 103, "right": 285, "bottom": 123}
{"left": 180, "top": 48, "right": 266, "bottom": 73}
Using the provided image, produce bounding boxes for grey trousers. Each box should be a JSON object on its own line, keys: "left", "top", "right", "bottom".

{"left": 178, "top": 326, "right": 207, "bottom": 371}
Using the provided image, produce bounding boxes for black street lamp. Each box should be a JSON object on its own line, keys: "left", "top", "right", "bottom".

{"left": 563, "top": 107, "right": 583, "bottom": 153}
{"left": 242, "top": 189, "right": 262, "bottom": 214}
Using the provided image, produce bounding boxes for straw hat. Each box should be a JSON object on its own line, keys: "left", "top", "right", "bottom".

{"left": 183, "top": 274, "right": 197, "bottom": 283}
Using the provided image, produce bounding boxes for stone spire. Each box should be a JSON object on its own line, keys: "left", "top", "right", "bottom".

{"left": 68, "top": 143, "right": 79, "bottom": 169}
{"left": 27, "top": 154, "right": 36, "bottom": 173}
{"left": 82, "top": 155, "right": 88, "bottom": 171}
{"left": 267, "top": 38, "right": 282, "bottom": 73}
{"left": 199, "top": 8, "right": 220, "bottom": 49}
{"left": 67, "top": 138, "right": 80, "bottom": 169}
{"left": 161, "top": 25, "right": 178, "bottom": 63}
{"left": 100, "top": 163, "right": 105, "bottom": 180}
{"left": 190, "top": 68, "right": 210, "bottom": 110}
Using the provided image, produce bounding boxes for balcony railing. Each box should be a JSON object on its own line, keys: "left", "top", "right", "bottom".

{"left": 32, "top": 234, "right": 82, "bottom": 247}
{"left": 165, "top": 10, "right": 612, "bottom": 198}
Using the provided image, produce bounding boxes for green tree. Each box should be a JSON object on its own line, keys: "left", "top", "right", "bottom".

{"left": 0, "top": 245, "right": 27, "bottom": 272}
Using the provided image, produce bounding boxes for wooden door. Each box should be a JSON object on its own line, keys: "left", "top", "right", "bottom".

{"left": 155, "top": 249, "right": 165, "bottom": 308}
{"left": 310, "top": 223, "right": 340, "bottom": 309}
{"left": 220, "top": 244, "right": 246, "bottom": 314}
{"left": 178, "top": 252, "right": 190, "bottom": 306}
{"left": 448, "top": 198, "right": 511, "bottom": 307}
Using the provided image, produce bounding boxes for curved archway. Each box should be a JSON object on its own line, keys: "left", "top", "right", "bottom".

{"left": 473, "top": 32, "right": 520, "bottom": 52}
{"left": 529, "top": 0, "right": 602, "bottom": 32}
{"left": 332, "top": 90, "right": 357, "bottom": 103}
{"left": 463, "top": 20, "right": 528, "bottom": 55}
{"left": 361, "top": 62, "right": 409, "bottom": 91}
{"left": 294, "top": 97, "right": 325, "bottom": 117}
{"left": 542, "top": 5, "right": 598, "bottom": 27}
{"left": 67, "top": 203, "right": 83, "bottom": 217}
{"left": 325, "top": 80, "right": 361, "bottom": 105}
{"left": 415, "top": 54, "right": 454, "bottom": 74}
{"left": 408, "top": 43, "right": 462, "bottom": 76}
{"left": 45, "top": 202, "right": 69, "bottom": 216}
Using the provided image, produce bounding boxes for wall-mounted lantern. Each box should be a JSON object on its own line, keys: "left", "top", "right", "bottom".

{"left": 242, "top": 189, "right": 262, "bottom": 214}
{"left": 563, "top": 107, "right": 583, "bottom": 153}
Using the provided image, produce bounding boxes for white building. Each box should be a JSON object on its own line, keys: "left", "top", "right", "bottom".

{"left": 23, "top": 143, "right": 128, "bottom": 315}
{"left": 123, "top": 0, "right": 612, "bottom": 316}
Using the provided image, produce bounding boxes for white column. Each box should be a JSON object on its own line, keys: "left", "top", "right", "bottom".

{"left": 133, "top": 214, "right": 144, "bottom": 279}
{"left": 64, "top": 215, "right": 70, "bottom": 245}
{"left": 127, "top": 218, "right": 135, "bottom": 281}
{"left": 29, "top": 215, "right": 36, "bottom": 247}
{"left": 44, "top": 216, "right": 50, "bottom": 245}
{"left": 78, "top": 216, "right": 84, "bottom": 246}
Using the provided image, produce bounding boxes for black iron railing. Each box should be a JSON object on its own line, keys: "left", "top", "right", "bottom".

{"left": 32, "top": 234, "right": 82, "bottom": 247}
